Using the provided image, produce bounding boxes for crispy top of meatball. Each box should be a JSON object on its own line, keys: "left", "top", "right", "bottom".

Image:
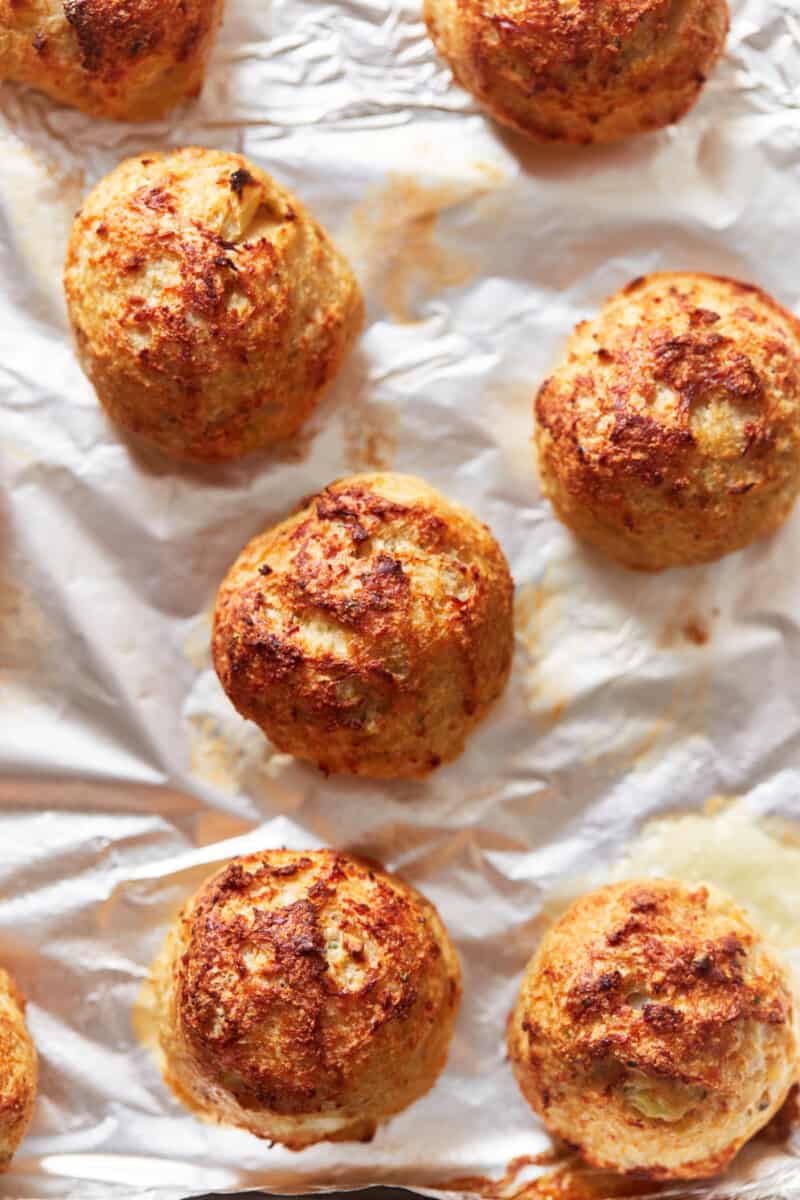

{"left": 0, "top": 968, "right": 37, "bottom": 1172}
{"left": 424, "top": 0, "right": 729, "bottom": 144}
{"left": 212, "top": 472, "right": 514, "bottom": 777}
{"left": 64, "top": 148, "right": 363, "bottom": 462}
{"left": 152, "top": 850, "right": 461, "bottom": 1147}
{"left": 535, "top": 273, "right": 800, "bottom": 569}
{"left": 0, "top": 0, "right": 224, "bottom": 120}
{"left": 508, "top": 879, "right": 799, "bottom": 1180}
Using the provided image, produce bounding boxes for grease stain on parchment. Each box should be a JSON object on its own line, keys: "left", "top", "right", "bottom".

{"left": 182, "top": 608, "right": 296, "bottom": 798}
{"left": 588, "top": 664, "right": 711, "bottom": 775}
{"left": 441, "top": 1153, "right": 654, "bottom": 1199}
{"left": 514, "top": 573, "right": 567, "bottom": 728}
{"left": 515, "top": 557, "right": 717, "bottom": 766}
{"left": 344, "top": 172, "right": 489, "bottom": 323}
{"left": 0, "top": 438, "right": 35, "bottom": 468}
{"left": 131, "top": 970, "right": 162, "bottom": 1056}
{"left": 593, "top": 588, "right": 715, "bottom": 769}
{"left": 182, "top": 606, "right": 213, "bottom": 672}
{"left": 0, "top": 133, "right": 86, "bottom": 310}
{"left": 193, "top": 808, "right": 255, "bottom": 848}
{"left": 485, "top": 378, "right": 536, "bottom": 485}
{"left": 187, "top": 710, "right": 296, "bottom": 799}
{"left": 188, "top": 713, "right": 246, "bottom": 794}
{"left": 342, "top": 395, "right": 399, "bottom": 472}
{"left": 658, "top": 605, "right": 720, "bottom": 649}
{"left": 0, "top": 574, "right": 53, "bottom": 698}
{"left": 336, "top": 352, "right": 399, "bottom": 473}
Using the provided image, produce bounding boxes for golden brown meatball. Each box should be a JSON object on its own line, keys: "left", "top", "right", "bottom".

{"left": 212, "top": 472, "right": 514, "bottom": 778}
{"left": 150, "top": 849, "right": 461, "bottom": 1148}
{"left": 424, "top": 0, "right": 728, "bottom": 145}
{"left": 0, "top": 968, "right": 37, "bottom": 1172}
{"left": 0, "top": 0, "right": 223, "bottom": 120}
{"left": 64, "top": 148, "right": 363, "bottom": 463}
{"left": 508, "top": 879, "right": 799, "bottom": 1180}
{"left": 535, "top": 273, "right": 800, "bottom": 570}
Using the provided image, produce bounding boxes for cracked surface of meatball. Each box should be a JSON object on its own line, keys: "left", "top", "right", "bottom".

{"left": 64, "top": 148, "right": 363, "bottom": 462}
{"left": 212, "top": 472, "right": 514, "bottom": 777}
{"left": 151, "top": 849, "right": 461, "bottom": 1148}
{"left": 508, "top": 879, "right": 799, "bottom": 1179}
{"left": 0, "top": 967, "right": 37, "bottom": 1173}
{"left": 535, "top": 273, "right": 800, "bottom": 569}
{"left": 0, "top": 0, "right": 224, "bottom": 119}
{"left": 424, "top": 0, "right": 728, "bottom": 144}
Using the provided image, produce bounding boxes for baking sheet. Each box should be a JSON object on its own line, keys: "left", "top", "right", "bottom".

{"left": 1, "top": 0, "right": 800, "bottom": 1196}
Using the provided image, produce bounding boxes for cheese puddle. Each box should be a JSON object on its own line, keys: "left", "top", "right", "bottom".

{"left": 612, "top": 799, "right": 800, "bottom": 959}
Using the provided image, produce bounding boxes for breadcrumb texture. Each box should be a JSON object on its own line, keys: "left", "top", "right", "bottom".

{"left": 508, "top": 879, "right": 799, "bottom": 1180}
{"left": 212, "top": 472, "right": 514, "bottom": 778}
{"left": 151, "top": 849, "right": 462, "bottom": 1148}
{"left": 424, "top": 0, "right": 728, "bottom": 144}
{"left": 535, "top": 273, "right": 800, "bottom": 570}
{"left": 64, "top": 148, "right": 363, "bottom": 462}
{"left": 0, "top": 0, "right": 223, "bottom": 120}
{"left": 0, "top": 968, "right": 37, "bottom": 1172}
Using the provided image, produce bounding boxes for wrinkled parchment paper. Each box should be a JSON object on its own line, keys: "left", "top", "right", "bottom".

{"left": 1, "top": 0, "right": 800, "bottom": 1196}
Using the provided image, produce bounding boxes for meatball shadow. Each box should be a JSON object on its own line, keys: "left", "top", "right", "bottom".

{"left": 493, "top": 121, "right": 666, "bottom": 182}
{"left": 116, "top": 414, "right": 324, "bottom": 489}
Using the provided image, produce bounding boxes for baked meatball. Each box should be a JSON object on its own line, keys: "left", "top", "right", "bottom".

{"left": 0, "top": 0, "right": 223, "bottom": 120}
{"left": 64, "top": 148, "right": 363, "bottom": 462}
{"left": 535, "top": 273, "right": 800, "bottom": 570}
{"left": 508, "top": 880, "right": 799, "bottom": 1180}
{"left": 424, "top": 0, "right": 728, "bottom": 144}
{"left": 212, "top": 472, "right": 514, "bottom": 778}
{"left": 0, "top": 968, "right": 37, "bottom": 1172}
{"left": 150, "top": 849, "right": 461, "bottom": 1147}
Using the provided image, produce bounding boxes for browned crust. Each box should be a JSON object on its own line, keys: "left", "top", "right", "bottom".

{"left": 153, "top": 849, "right": 461, "bottom": 1147}
{"left": 0, "top": 0, "right": 224, "bottom": 119}
{"left": 63, "top": 148, "right": 363, "bottom": 462}
{"left": 508, "top": 880, "right": 799, "bottom": 1180}
{"left": 534, "top": 272, "right": 800, "bottom": 570}
{"left": 212, "top": 472, "right": 514, "bottom": 777}
{"left": 0, "top": 968, "right": 37, "bottom": 1172}
{"left": 424, "top": 0, "right": 729, "bottom": 144}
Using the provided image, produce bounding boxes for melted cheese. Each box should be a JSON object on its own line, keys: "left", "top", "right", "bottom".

{"left": 612, "top": 799, "right": 800, "bottom": 971}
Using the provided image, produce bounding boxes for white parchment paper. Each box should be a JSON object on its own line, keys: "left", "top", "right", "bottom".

{"left": 1, "top": 0, "right": 799, "bottom": 1196}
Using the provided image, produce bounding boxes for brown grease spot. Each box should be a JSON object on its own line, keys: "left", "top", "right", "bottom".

{"left": 440, "top": 1155, "right": 657, "bottom": 1199}
{"left": 485, "top": 378, "right": 538, "bottom": 484}
{"left": 344, "top": 174, "right": 483, "bottom": 323}
{"left": 343, "top": 398, "right": 399, "bottom": 471}
{"left": 515, "top": 577, "right": 569, "bottom": 727}
{"left": 337, "top": 355, "right": 399, "bottom": 473}
{"left": 585, "top": 667, "right": 711, "bottom": 774}
{"left": 186, "top": 711, "right": 294, "bottom": 797}
{"left": 0, "top": 575, "right": 52, "bottom": 699}
{"left": 682, "top": 617, "right": 709, "bottom": 646}
{"left": 659, "top": 605, "right": 713, "bottom": 649}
